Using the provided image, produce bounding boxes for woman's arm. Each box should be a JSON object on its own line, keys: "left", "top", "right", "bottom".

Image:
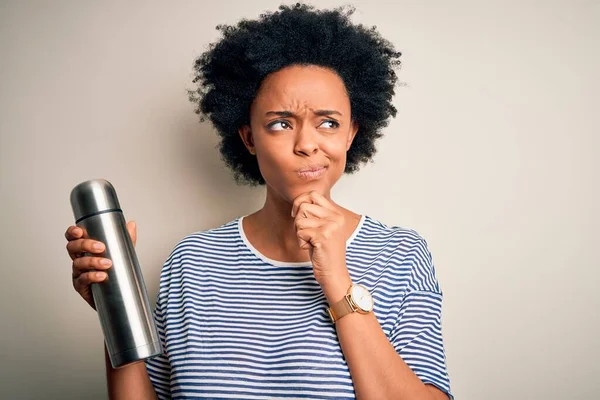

{"left": 326, "top": 278, "right": 451, "bottom": 400}
{"left": 104, "top": 344, "right": 158, "bottom": 400}
{"left": 335, "top": 304, "right": 449, "bottom": 399}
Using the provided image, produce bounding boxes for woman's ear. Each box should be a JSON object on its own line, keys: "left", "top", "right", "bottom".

{"left": 346, "top": 121, "right": 359, "bottom": 151}
{"left": 238, "top": 125, "right": 256, "bottom": 155}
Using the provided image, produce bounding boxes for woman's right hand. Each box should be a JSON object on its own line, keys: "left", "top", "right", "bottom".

{"left": 65, "top": 221, "right": 137, "bottom": 310}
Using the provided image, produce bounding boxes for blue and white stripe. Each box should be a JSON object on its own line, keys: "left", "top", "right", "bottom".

{"left": 145, "top": 214, "right": 453, "bottom": 399}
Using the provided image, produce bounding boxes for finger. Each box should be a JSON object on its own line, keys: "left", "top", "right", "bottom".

{"left": 126, "top": 221, "right": 137, "bottom": 247}
{"left": 66, "top": 238, "right": 106, "bottom": 260}
{"left": 296, "top": 228, "right": 319, "bottom": 250}
{"left": 294, "top": 218, "right": 324, "bottom": 249}
{"left": 72, "top": 256, "right": 112, "bottom": 278}
{"left": 294, "top": 217, "right": 326, "bottom": 232}
{"left": 65, "top": 226, "right": 83, "bottom": 241}
{"left": 294, "top": 202, "right": 331, "bottom": 220}
{"left": 291, "top": 192, "right": 316, "bottom": 218}
{"left": 74, "top": 271, "right": 107, "bottom": 292}
{"left": 292, "top": 190, "right": 337, "bottom": 218}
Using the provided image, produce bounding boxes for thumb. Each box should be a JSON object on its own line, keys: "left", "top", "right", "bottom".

{"left": 127, "top": 220, "right": 137, "bottom": 247}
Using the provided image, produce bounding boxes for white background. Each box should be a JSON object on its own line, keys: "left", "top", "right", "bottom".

{"left": 0, "top": 1, "right": 598, "bottom": 399}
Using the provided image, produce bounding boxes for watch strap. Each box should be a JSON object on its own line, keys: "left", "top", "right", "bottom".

{"left": 327, "top": 294, "right": 355, "bottom": 323}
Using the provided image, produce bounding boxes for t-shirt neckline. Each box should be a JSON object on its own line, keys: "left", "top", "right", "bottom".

{"left": 238, "top": 214, "right": 366, "bottom": 267}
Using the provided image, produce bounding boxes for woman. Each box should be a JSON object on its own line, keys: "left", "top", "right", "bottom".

{"left": 65, "top": 4, "right": 453, "bottom": 399}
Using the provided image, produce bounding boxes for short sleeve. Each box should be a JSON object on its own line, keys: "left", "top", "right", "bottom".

{"left": 144, "top": 264, "right": 173, "bottom": 399}
{"left": 389, "top": 238, "right": 454, "bottom": 399}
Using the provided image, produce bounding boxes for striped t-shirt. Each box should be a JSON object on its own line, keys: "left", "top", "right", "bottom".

{"left": 145, "top": 214, "right": 453, "bottom": 399}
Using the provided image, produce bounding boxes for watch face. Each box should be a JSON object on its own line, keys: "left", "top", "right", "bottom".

{"left": 350, "top": 284, "right": 374, "bottom": 312}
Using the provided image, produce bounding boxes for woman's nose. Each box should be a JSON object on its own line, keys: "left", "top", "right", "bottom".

{"left": 293, "top": 125, "right": 319, "bottom": 155}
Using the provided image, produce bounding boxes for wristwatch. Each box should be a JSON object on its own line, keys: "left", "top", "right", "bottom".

{"left": 327, "top": 283, "right": 374, "bottom": 323}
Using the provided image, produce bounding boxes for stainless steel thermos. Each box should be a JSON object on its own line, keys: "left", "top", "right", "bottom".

{"left": 70, "top": 179, "right": 162, "bottom": 369}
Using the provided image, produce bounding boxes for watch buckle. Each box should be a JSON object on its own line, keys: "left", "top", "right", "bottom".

{"left": 327, "top": 308, "right": 335, "bottom": 323}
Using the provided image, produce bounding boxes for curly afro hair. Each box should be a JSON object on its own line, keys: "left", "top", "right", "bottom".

{"left": 189, "top": 3, "right": 402, "bottom": 186}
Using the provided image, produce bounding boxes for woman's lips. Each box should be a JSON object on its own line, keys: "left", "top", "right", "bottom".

{"left": 297, "top": 166, "right": 327, "bottom": 180}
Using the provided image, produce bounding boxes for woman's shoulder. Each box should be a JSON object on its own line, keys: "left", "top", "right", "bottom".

{"left": 186, "top": 217, "right": 241, "bottom": 240}
{"left": 164, "top": 217, "right": 242, "bottom": 259}
{"left": 359, "top": 215, "right": 441, "bottom": 293}
{"left": 360, "top": 214, "right": 428, "bottom": 248}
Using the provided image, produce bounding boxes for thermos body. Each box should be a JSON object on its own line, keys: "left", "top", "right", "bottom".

{"left": 70, "top": 179, "right": 162, "bottom": 369}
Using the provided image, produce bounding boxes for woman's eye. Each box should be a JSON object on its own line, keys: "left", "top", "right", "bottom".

{"left": 268, "top": 121, "right": 292, "bottom": 131}
{"left": 319, "top": 120, "right": 340, "bottom": 129}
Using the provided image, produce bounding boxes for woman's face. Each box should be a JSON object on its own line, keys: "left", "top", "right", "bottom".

{"left": 239, "top": 64, "right": 358, "bottom": 203}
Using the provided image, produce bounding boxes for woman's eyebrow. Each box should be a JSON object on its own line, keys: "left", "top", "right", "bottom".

{"left": 265, "top": 111, "right": 295, "bottom": 117}
{"left": 314, "top": 109, "right": 342, "bottom": 117}
{"left": 265, "top": 109, "right": 343, "bottom": 117}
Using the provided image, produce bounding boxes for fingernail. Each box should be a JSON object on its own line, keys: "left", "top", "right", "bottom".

{"left": 96, "top": 272, "right": 107, "bottom": 280}
{"left": 100, "top": 259, "right": 112, "bottom": 267}
{"left": 291, "top": 209, "right": 295, "bottom": 218}
{"left": 93, "top": 243, "right": 104, "bottom": 251}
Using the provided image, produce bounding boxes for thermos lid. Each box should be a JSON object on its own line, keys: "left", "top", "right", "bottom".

{"left": 70, "top": 179, "right": 122, "bottom": 222}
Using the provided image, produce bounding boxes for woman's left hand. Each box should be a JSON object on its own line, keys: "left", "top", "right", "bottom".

{"left": 292, "top": 191, "right": 352, "bottom": 302}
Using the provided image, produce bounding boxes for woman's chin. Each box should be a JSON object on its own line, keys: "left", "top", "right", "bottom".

{"left": 286, "top": 182, "right": 331, "bottom": 200}
{"left": 266, "top": 175, "right": 335, "bottom": 203}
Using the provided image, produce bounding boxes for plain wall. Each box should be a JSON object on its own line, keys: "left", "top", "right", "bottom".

{"left": 1, "top": 1, "right": 598, "bottom": 399}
